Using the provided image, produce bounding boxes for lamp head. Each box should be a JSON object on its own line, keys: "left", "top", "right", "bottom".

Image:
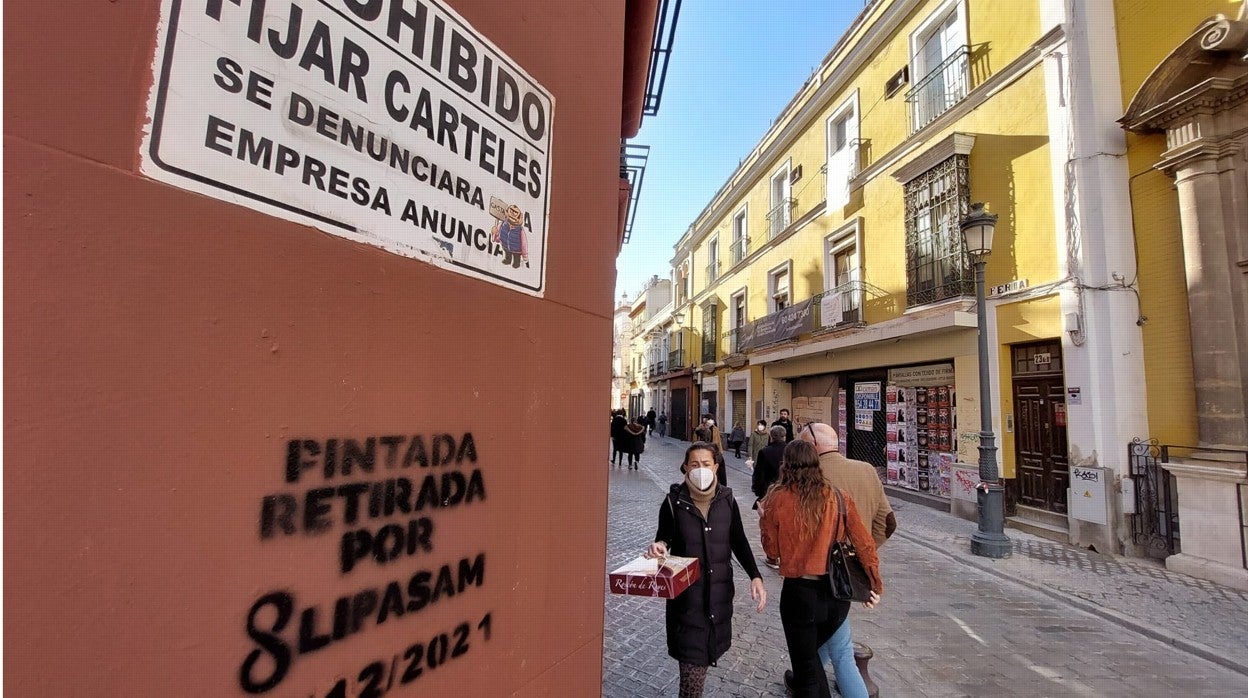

{"left": 960, "top": 202, "right": 998, "bottom": 257}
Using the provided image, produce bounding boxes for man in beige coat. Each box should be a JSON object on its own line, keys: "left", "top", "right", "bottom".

{"left": 788, "top": 421, "right": 895, "bottom": 697}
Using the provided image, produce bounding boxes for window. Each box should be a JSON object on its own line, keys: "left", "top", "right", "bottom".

{"left": 769, "top": 263, "right": 791, "bottom": 313}
{"left": 705, "top": 236, "right": 720, "bottom": 284}
{"left": 826, "top": 93, "right": 859, "bottom": 209}
{"left": 768, "top": 164, "right": 792, "bottom": 238}
{"left": 701, "top": 301, "right": 719, "bottom": 364}
{"left": 731, "top": 207, "right": 748, "bottom": 264}
{"left": 730, "top": 290, "right": 747, "bottom": 353}
{"left": 823, "top": 221, "right": 862, "bottom": 325}
{"left": 904, "top": 154, "right": 971, "bottom": 307}
{"left": 906, "top": 0, "right": 968, "bottom": 132}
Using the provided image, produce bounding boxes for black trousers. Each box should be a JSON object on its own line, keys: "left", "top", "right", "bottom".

{"left": 779, "top": 576, "right": 850, "bottom": 698}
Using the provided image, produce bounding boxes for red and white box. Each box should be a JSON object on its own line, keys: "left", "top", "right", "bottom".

{"left": 609, "top": 555, "right": 701, "bottom": 599}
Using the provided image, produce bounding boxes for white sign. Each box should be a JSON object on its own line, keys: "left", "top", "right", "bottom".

{"left": 142, "top": 0, "right": 554, "bottom": 296}
{"left": 1033, "top": 352, "right": 1051, "bottom": 366}
{"left": 1070, "top": 466, "right": 1108, "bottom": 525}
{"left": 820, "top": 291, "right": 843, "bottom": 327}
{"left": 887, "top": 363, "right": 954, "bottom": 388}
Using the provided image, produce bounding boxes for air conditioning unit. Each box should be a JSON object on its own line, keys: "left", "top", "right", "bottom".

{"left": 885, "top": 66, "right": 909, "bottom": 98}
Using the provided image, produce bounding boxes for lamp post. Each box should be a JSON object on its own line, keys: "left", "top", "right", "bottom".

{"left": 961, "top": 202, "right": 1012, "bottom": 559}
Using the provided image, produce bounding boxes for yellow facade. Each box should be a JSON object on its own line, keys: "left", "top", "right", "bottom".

{"left": 673, "top": 0, "right": 1067, "bottom": 485}
{"left": 1111, "top": 0, "right": 1238, "bottom": 446}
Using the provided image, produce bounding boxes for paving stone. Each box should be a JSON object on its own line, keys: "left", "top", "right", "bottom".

{"left": 603, "top": 437, "right": 1246, "bottom": 696}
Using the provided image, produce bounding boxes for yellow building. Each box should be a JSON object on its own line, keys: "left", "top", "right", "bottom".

{"left": 665, "top": 0, "right": 1179, "bottom": 556}
{"left": 1117, "top": 0, "right": 1248, "bottom": 589}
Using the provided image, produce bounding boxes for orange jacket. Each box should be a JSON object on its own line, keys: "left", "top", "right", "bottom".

{"left": 759, "top": 486, "right": 883, "bottom": 594}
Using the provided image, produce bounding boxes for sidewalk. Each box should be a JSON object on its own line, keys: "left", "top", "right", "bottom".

{"left": 602, "top": 435, "right": 1247, "bottom": 697}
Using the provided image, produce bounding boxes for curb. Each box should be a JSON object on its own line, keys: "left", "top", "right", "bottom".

{"left": 894, "top": 529, "right": 1248, "bottom": 679}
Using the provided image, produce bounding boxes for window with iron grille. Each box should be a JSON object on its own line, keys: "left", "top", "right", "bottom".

{"left": 731, "top": 208, "right": 748, "bottom": 264}
{"left": 904, "top": 154, "right": 972, "bottom": 307}
{"left": 701, "top": 302, "right": 719, "bottom": 364}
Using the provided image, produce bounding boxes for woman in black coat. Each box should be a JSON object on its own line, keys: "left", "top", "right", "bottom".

{"left": 645, "top": 442, "right": 767, "bottom": 698}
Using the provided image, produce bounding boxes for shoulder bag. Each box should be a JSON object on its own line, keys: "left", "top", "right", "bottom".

{"left": 827, "top": 487, "right": 872, "bottom": 602}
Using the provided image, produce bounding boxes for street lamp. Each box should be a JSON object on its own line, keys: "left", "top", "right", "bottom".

{"left": 961, "top": 202, "right": 1012, "bottom": 559}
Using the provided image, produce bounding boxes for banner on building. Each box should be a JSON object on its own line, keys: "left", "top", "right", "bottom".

{"left": 142, "top": 0, "right": 554, "bottom": 296}
{"left": 740, "top": 298, "right": 814, "bottom": 350}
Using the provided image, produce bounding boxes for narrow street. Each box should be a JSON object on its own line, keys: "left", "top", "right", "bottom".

{"left": 602, "top": 436, "right": 1248, "bottom": 697}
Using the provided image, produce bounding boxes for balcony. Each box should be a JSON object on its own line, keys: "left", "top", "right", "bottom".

{"left": 648, "top": 360, "right": 666, "bottom": 379}
{"left": 668, "top": 347, "right": 686, "bottom": 370}
{"left": 766, "top": 199, "right": 793, "bottom": 238}
{"left": 705, "top": 260, "right": 721, "bottom": 284}
{"left": 730, "top": 237, "right": 748, "bottom": 265}
{"left": 812, "top": 281, "right": 864, "bottom": 330}
{"left": 723, "top": 326, "right": 748, "bottom": 355}
{"left": 905, "top": 45, "right": 969, "bottom": 134}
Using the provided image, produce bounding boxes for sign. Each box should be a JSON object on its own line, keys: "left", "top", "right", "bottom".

{"left": 819, "top": 291, "right": 843, "bottom": 328}
{"left": 989, "top": 279, "right": 1029, "bottom": 296}
{"left": 887, "top": 363, "right": 954, "bottom": 388}
{"left": 1070, "top": 466, "right": 1108, "bottom": 525}
{"left": 142, "top": 0, "right": 554, "bottom": 296}
{"left": 854, "top": 411, "right": 874, "bottom": 431}
{"left": 1033, "top": 352, "right": 1051, "bottom": 366}
{"left": 740, "top": 298, "right": 814, "bottom": 350}
{"left": 853, "top": 382, "right": 881, "bottom": 411}
{"left": 1066, "top": 386, "right": 1082, "bottom": 405}
{"left": 792, "top": 396, "right": 833, "bottom": 432}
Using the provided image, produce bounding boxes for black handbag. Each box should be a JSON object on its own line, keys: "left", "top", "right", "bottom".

{"left": 827, "top": 488, "right": 873, "bottom": 602}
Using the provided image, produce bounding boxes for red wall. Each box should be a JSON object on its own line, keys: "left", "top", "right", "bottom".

{"left": 4, "top": 1, "right": 627, "bottom": 695}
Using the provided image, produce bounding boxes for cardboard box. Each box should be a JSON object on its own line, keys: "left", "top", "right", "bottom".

{"left": 609, "top": 555, "right": 701, "bottom": 599}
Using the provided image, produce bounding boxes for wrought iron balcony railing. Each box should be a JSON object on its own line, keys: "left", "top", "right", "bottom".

{"left": 730, "top": 237, "right": 748, "bottom": 265}
{"left": 905, "top": 45, "right": 970, "bottom": 134}
{"left": 812, "top": 281, "right": 864, "bottom": 329}
{"left": 668, "top": 347, "right": 685, "bottom": 369}
{"left": 766, "top": 199, "right": 794, "bottom": 238}
{"left": 723, "top": 326, "right": 748, "bottom": 355}
{"left": 705, "top": 260, "right": 721, "bottom": 284}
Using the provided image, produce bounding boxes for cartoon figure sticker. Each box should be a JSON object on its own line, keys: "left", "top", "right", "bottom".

{"left": 489, "top": 197, "right": 530, "bottom": 269}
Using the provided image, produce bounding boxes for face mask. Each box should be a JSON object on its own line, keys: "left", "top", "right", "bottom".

{"left": 688, "top": 467, "right": 715, "bottom": 490}
{"left": 757, "top": 425, "right": 766, "bottom": 433}
{"left": 707, "top": 419, "right": 715, "bottom": 426}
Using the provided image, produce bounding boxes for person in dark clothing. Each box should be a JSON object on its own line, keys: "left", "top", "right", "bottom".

{"left": 646, "top": 408, "right": 658, "bottom": 435}
{"left": 645, "top": 442, "right": 767, "bottom": 698}
{"left": 772, "top": 408, "right": 795, "bottom": 442}
{"left": 623, "top": 417, "right": 647, "bottom": 470}
{"left": 610, "top": 410, "right": 628, "bottom": 467}
{"left": 658, "top": 411, "right": 668, "bottom": 437}
{"left": 752, "top": 425, "right": 789, "bottom": 568}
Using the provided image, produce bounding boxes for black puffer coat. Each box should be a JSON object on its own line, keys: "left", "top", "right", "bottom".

{"left": 654, "top": 483, "right": 762, "bottom": 666}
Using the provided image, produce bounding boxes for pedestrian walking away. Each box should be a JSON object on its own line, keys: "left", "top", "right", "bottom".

{"left": 645, "top": 442, "right": 767, "bottom": 698}
{"left": 624, "top": 417, "right": 647, "bottom": 470}
{"left": 728, "top": 423, "right": 746, "bottom": 458}
{"left": 800, "top": 422, "right": 896, "bottom": 698}
{"left": 658, "top": 411, "right": 668, "bottom": 438}
{"left": 751, "top": 426, "right": 787, "bottom": 508}
{"left": 646, "top": 408, "right": 658, "bottom": 436}
{"left": 610, "top": 409, "right": 628, "bottom": 467}
{"left": 759, "top": 440, "right": 882, "bottom": 698}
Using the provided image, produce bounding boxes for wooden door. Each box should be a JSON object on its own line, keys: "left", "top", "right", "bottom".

{"left": 1012, "top": 342, "right": 1069, "bottom": 513}
{"left": 671, "top": 389, "right": 688, "bottom": 441}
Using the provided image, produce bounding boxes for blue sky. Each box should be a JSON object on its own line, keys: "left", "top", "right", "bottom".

{"left": 614, "top": 1, "right": 863, "bottom": 299}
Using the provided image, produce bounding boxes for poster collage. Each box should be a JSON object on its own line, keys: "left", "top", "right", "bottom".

{"left": 885, "top": 383, "right": 957, "bottom": 497}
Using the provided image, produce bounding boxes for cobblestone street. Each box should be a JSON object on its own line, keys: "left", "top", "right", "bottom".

{"left": 602, "top": 436, "right": 1248, "bottom": 697}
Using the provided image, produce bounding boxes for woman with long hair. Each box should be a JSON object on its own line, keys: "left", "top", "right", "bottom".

{"left": 644, "top": 442, "right": 767, "bottom": 697}
{"left": 759, "top": 440, "right": 883, "bottom": 698}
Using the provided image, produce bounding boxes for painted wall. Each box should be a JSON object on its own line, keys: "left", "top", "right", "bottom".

{"left": 994, "top": 294, "right": 1064, "bottom": 478}
{"left": 4, "top": 0, "right": 630, "bottom": 695}
{"left": 1111, "top": 0, "right": 1237, "bottom": 446}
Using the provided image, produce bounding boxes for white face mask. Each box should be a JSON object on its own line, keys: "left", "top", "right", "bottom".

{"left": 756, "top": 425, "right": 766, "bottom": 433}
{"left": 706, "top": 419, "right": 715, "bottom": 427}
{"left": 688, "top": 466, "right": 716, "bottom": 490}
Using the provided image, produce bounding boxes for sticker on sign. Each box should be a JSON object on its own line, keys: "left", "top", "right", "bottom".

{"left": 141, "top": 0, "right": 554, "bottom": 296}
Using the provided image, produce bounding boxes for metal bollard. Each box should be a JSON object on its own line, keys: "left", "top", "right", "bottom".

{"left": 853, "top": 642, "right": 880, "bottom": 698}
